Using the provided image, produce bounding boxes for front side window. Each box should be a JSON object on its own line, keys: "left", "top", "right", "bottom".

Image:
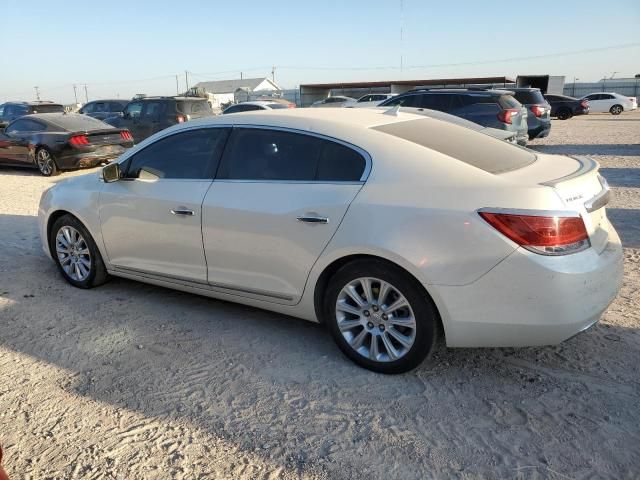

{"left": 124, "top": 128, "right": 230, "bottom": 180}
{"left": 141, "top": 101, "right": 164, "bottom": 119}
{"left": 81, "top": 102, "right": 95, "bottom": 114}
{"left": 6, "top": 119, "right": 46, "bottom": 133}
{"left": 217, "top": 128, "right": 366, "bottom": 182}
{"left": 124, "top": 102, "right": 143, "bottom": 118}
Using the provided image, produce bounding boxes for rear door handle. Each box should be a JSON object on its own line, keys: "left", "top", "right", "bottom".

{"left": 297, "top": 215, "right": 329, "bottom": 224}
{"left": 171, "top": 208, "right": 194, "bottom": 216}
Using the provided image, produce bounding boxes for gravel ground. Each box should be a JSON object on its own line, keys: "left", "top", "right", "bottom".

{"left": 0, "top": 111, "right": 638, "bottom": 480}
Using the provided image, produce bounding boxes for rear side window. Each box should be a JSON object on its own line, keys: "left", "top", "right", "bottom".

{"left": 512, "top": 90, "right": 545, "bottom": 105}
{"left": 217, "top": 128, "right": 366, "bottom": 182}
{"left": 6, "top": 119, "right": 46, "bottom": 133}
{"left": 372, "top": 118, "right": 535, "bottom": 174}
{"left": 124, "top": 128, "right": 230, "bottom": 180}
{"left": 178, "top": 100, "right": 213, "bottom": 114}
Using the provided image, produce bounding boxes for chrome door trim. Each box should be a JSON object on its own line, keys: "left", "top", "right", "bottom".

{"left": 111, "top": 265, "right": 294, "bottom": 302}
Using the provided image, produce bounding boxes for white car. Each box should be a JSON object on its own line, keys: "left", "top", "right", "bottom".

{"left": 581, "top": 92, "right": 637, "bottom": 115}
{"left": 310, "top": 96, "right": 357, "bottom": 108}
{"left": 345, "top": 93, "right": 397, "bottom": 108}
{"left": 38, "top": 109, "right": 623, "bottom": 373}
{"left": 222, "top": 101, "right": 292, "bottom": 114}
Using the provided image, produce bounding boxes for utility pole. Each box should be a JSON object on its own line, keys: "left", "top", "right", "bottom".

{"left": 83, "top": 84, "right": 88, "bottom": 103}
{"left": 240, "top": 71, "right": 243, "bottom": 80}
{"left": 72, "top": 84, "right": 78, "bottom": 104}
{"left": 175, "top": 74, "right": 180, "bottom": 95}
{"left": 271, "top": 66, "right": 275, "bottom": 83}
{"left": 34, "top": 86, "right": 41, "bottom": 101}
{"left": 185, "top": 70, "right": 189, "bottom": 92}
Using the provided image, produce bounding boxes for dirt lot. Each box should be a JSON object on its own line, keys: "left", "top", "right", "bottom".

{"left": 0, "top": 111, "right": 638, "bottom": 480}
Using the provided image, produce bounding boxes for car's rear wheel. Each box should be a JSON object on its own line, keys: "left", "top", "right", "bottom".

{"left": 50, "top": 214, "right": 109, "bottom": 288}
{"left": 324, "top": 259, "right": 438, "bottom": 374}
{"left": 556, "top": 108, "right": 572, "bottom": 120}
{"left": 610, "top": 104, "right": 623, "bottom": 115}
{"left": 36, "top": 147, "right": 59, "bottom": 176}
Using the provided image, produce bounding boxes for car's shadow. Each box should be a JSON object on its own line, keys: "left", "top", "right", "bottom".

{"left": 1, "top": 212, "right": 640, "bottom": 478}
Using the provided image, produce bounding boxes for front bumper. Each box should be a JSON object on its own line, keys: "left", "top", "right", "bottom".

{"left": 431, "top": 226, "right": 624, "bottom": 348}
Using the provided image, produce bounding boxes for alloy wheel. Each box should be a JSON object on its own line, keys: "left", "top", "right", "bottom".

{"left": 37, "top": 149, "right": 54, "bottom": 175}
{"left": 335, "top": 277, "right": 416, "bottom": 362}
{"left": 55, "top": 226, "right": 92, "bottom": 281}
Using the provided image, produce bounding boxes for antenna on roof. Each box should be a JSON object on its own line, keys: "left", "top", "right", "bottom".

{"left": 383, "top": 105, "right": 401, "bottom": 116}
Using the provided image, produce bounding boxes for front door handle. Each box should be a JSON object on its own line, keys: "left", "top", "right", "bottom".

{"left": 171, "top": 208, "right": 195, "bottom": 216}
{"left": 297, "top": 215, "right": 329, "bottom": 224}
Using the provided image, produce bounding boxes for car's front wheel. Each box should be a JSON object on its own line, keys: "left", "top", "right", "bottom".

{"left": 610, "top": 104, "right": 623, "bottom": 115}
{"left": 35, "top": 147, "right": 59, "bottom": 176}
{"left": 50, "top": 214, "right": 109, "bottom": 288}
{"left": 325, "top": 259, "right": 438, "bottom": 374}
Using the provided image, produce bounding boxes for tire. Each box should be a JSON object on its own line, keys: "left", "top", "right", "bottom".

{"left": 610, "top": 104, "right": 623, "bottom": 115}
{"left": 324, "top": 259, "right": 438, "bottom": 374}
{"left": 556, "top": 108, "right": 572, "bottom": 120}
{"left": 35, "top": 147, "right": 59, "bottom": 176}
{"left": 49, "top": 214, "right": 109, "bottom": 288}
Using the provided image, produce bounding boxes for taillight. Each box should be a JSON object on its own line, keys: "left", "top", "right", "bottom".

{"left": 287, "top": 103, "right": 296, "bottom": 108}
{"left": 120, "top": 130, "right": 132, "bottom": 141}
{"left": 479, "top": 210, "right": 590, "bottom": 255}
{"left": 497, "top": 108, "right": 519, "bottom": 124}
{"left": 580, "top": 100, "right": 589, "bottom": 109}
{"left": 69, "top": 134, "right": 90, "bottom": 146}
{"left": 530, "top": 105, "right": 546, "bottom": 117}
{"left": 176, "top": 114, "right": 189, "bottom": 123}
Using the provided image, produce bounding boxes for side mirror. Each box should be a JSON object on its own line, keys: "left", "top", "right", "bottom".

{"left": 102, "top": 162, "right": 121, "bottom": 183}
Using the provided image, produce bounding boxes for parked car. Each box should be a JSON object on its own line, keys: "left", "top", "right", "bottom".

{"left": 379, "top": 88, "right": 529, "bottom": 145}
{"left": 504, "top": 88, "right": 551, "bottom": 140}
{"left": 345, "top": 94, "right": 397, "bottom": 108}
{"left": 580, "top": 92, "right": 637, "bottom": 115}
{"left": 223, "top": 101, "right": 291, "bottom": 114}
{"left": 255, "top": 97, "right": 296, "bottom": 108}
{"left": 104, "top": 96, "right": 214, "bottom": 143}
{"left": 0, "top": 444, "right": 8, "bottom": 480}
{"left": 0, "top": 101, "right": 64, "bottom": 128}
{"left": 310, "top": 96, "right": 357, "bottom": 108}
{"left": 78, "top": 99, "right": 129, "bottom": 120}
{"left": 544, "top": 94, "right": 590, "bottom": 120}
{"left": 39, "top": 108, "right": 622, "bottom": 373}
{"left": 0, "top": 113, "right": 133, "bottom": 176}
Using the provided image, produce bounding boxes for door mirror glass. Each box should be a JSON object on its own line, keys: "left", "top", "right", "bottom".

{"left": 102, "top": 162, "right": 121, "bottom": 183}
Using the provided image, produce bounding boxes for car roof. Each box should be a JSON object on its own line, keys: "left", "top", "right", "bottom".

{"left": 406, "top": 88, "right": 511, "bottom": 96}
{"left": 3, "top": 101, "right": 63, "bottom": 106}
{"left": 85, "top": 99, "right": 126, "bottom": 103}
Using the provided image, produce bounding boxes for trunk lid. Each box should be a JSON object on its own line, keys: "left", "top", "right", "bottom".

{"left": 72, "top": 128, "right": 128, "bottom": 145}
{"left": 502, "top": 154, "right": 611, "bottom": 253}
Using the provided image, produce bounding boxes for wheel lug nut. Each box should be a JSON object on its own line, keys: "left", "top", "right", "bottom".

{"left": 372, "top": 305, "right": 379, "bottom": 312}
{"left": 379, "top": 325, "right": 385, "bottom": 331}
{"left": 367, "top": 322, "right": 374, "bottom": 329}
{"left": 363, "top": 310, "right": 370, "bottom": 317}
{"left": 382, "top": 314, "right": 388, "bottom": 320}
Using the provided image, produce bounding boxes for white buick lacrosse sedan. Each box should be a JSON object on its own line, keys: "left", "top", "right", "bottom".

{"left": 38, "top": 108, "right": 623, "bottom": 373}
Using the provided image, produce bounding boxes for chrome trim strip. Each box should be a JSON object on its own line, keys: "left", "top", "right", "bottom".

{"left": 477, "top": 207, "right": 581, "bottom": 218}
{"left": 112, "top": 265, "right": 294, "bottom": 301}
{"left": 541, "top": 156, "right": 599, "bottom": 187}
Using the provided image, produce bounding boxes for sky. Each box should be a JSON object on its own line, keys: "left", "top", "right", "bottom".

{"left": 1, "top": 0, "right": 639, "bottom": 104}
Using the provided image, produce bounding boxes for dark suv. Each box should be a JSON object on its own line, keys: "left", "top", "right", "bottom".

{"left": 79, "top": 99, "right": 129, "bottom": 120}
{"left": 0, "top": 101, "right": 64, "bottom": 128}
{"left": 105, "top": 96, "right": 214, "bottom": 143}
{"left": 504, "top": 88, "right": 551, "bottom": 140}
{"left": 379, "top": 88, "right": 529, "bottom": 145}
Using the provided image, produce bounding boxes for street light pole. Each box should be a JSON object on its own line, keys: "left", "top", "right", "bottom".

{"left": 72, "top": 84, "right": 78, "bottom": 104}
{"left": 83, "top": 84, "right": 88, "bottom": 103}
{"left": 34, "top": 86, "right": 41, "bottom": 101}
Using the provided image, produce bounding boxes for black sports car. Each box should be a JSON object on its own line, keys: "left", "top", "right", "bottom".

{"left": 0, "top": 113, "right": 133, "bottom": 176}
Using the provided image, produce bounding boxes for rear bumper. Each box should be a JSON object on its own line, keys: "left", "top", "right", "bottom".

{"left": 431, "top": 226, "right": 623, "bottom": 348}
{"left": 57, "top": 145, "right": 128, "bottom": 170}
{"left": 529, "top": 121, "right": 551, "bottom": 139}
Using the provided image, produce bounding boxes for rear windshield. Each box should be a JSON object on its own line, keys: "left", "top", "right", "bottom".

{"left": 177, "top": 100, "right": 213, "bottom": 115}
{"left": 31, "top": 104, "right": 64, "bottom": 114}
{"left": 498, "top": 95, "right": 522, "bottom": 109}
{"left": 372, "top": 118, "right": 536, "bottom": 174}
{"left": 48, "top": 114, "right": 113, "bottom": 131}
{"left": 513, "top": 90, "right": 545, "bottom": 105}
